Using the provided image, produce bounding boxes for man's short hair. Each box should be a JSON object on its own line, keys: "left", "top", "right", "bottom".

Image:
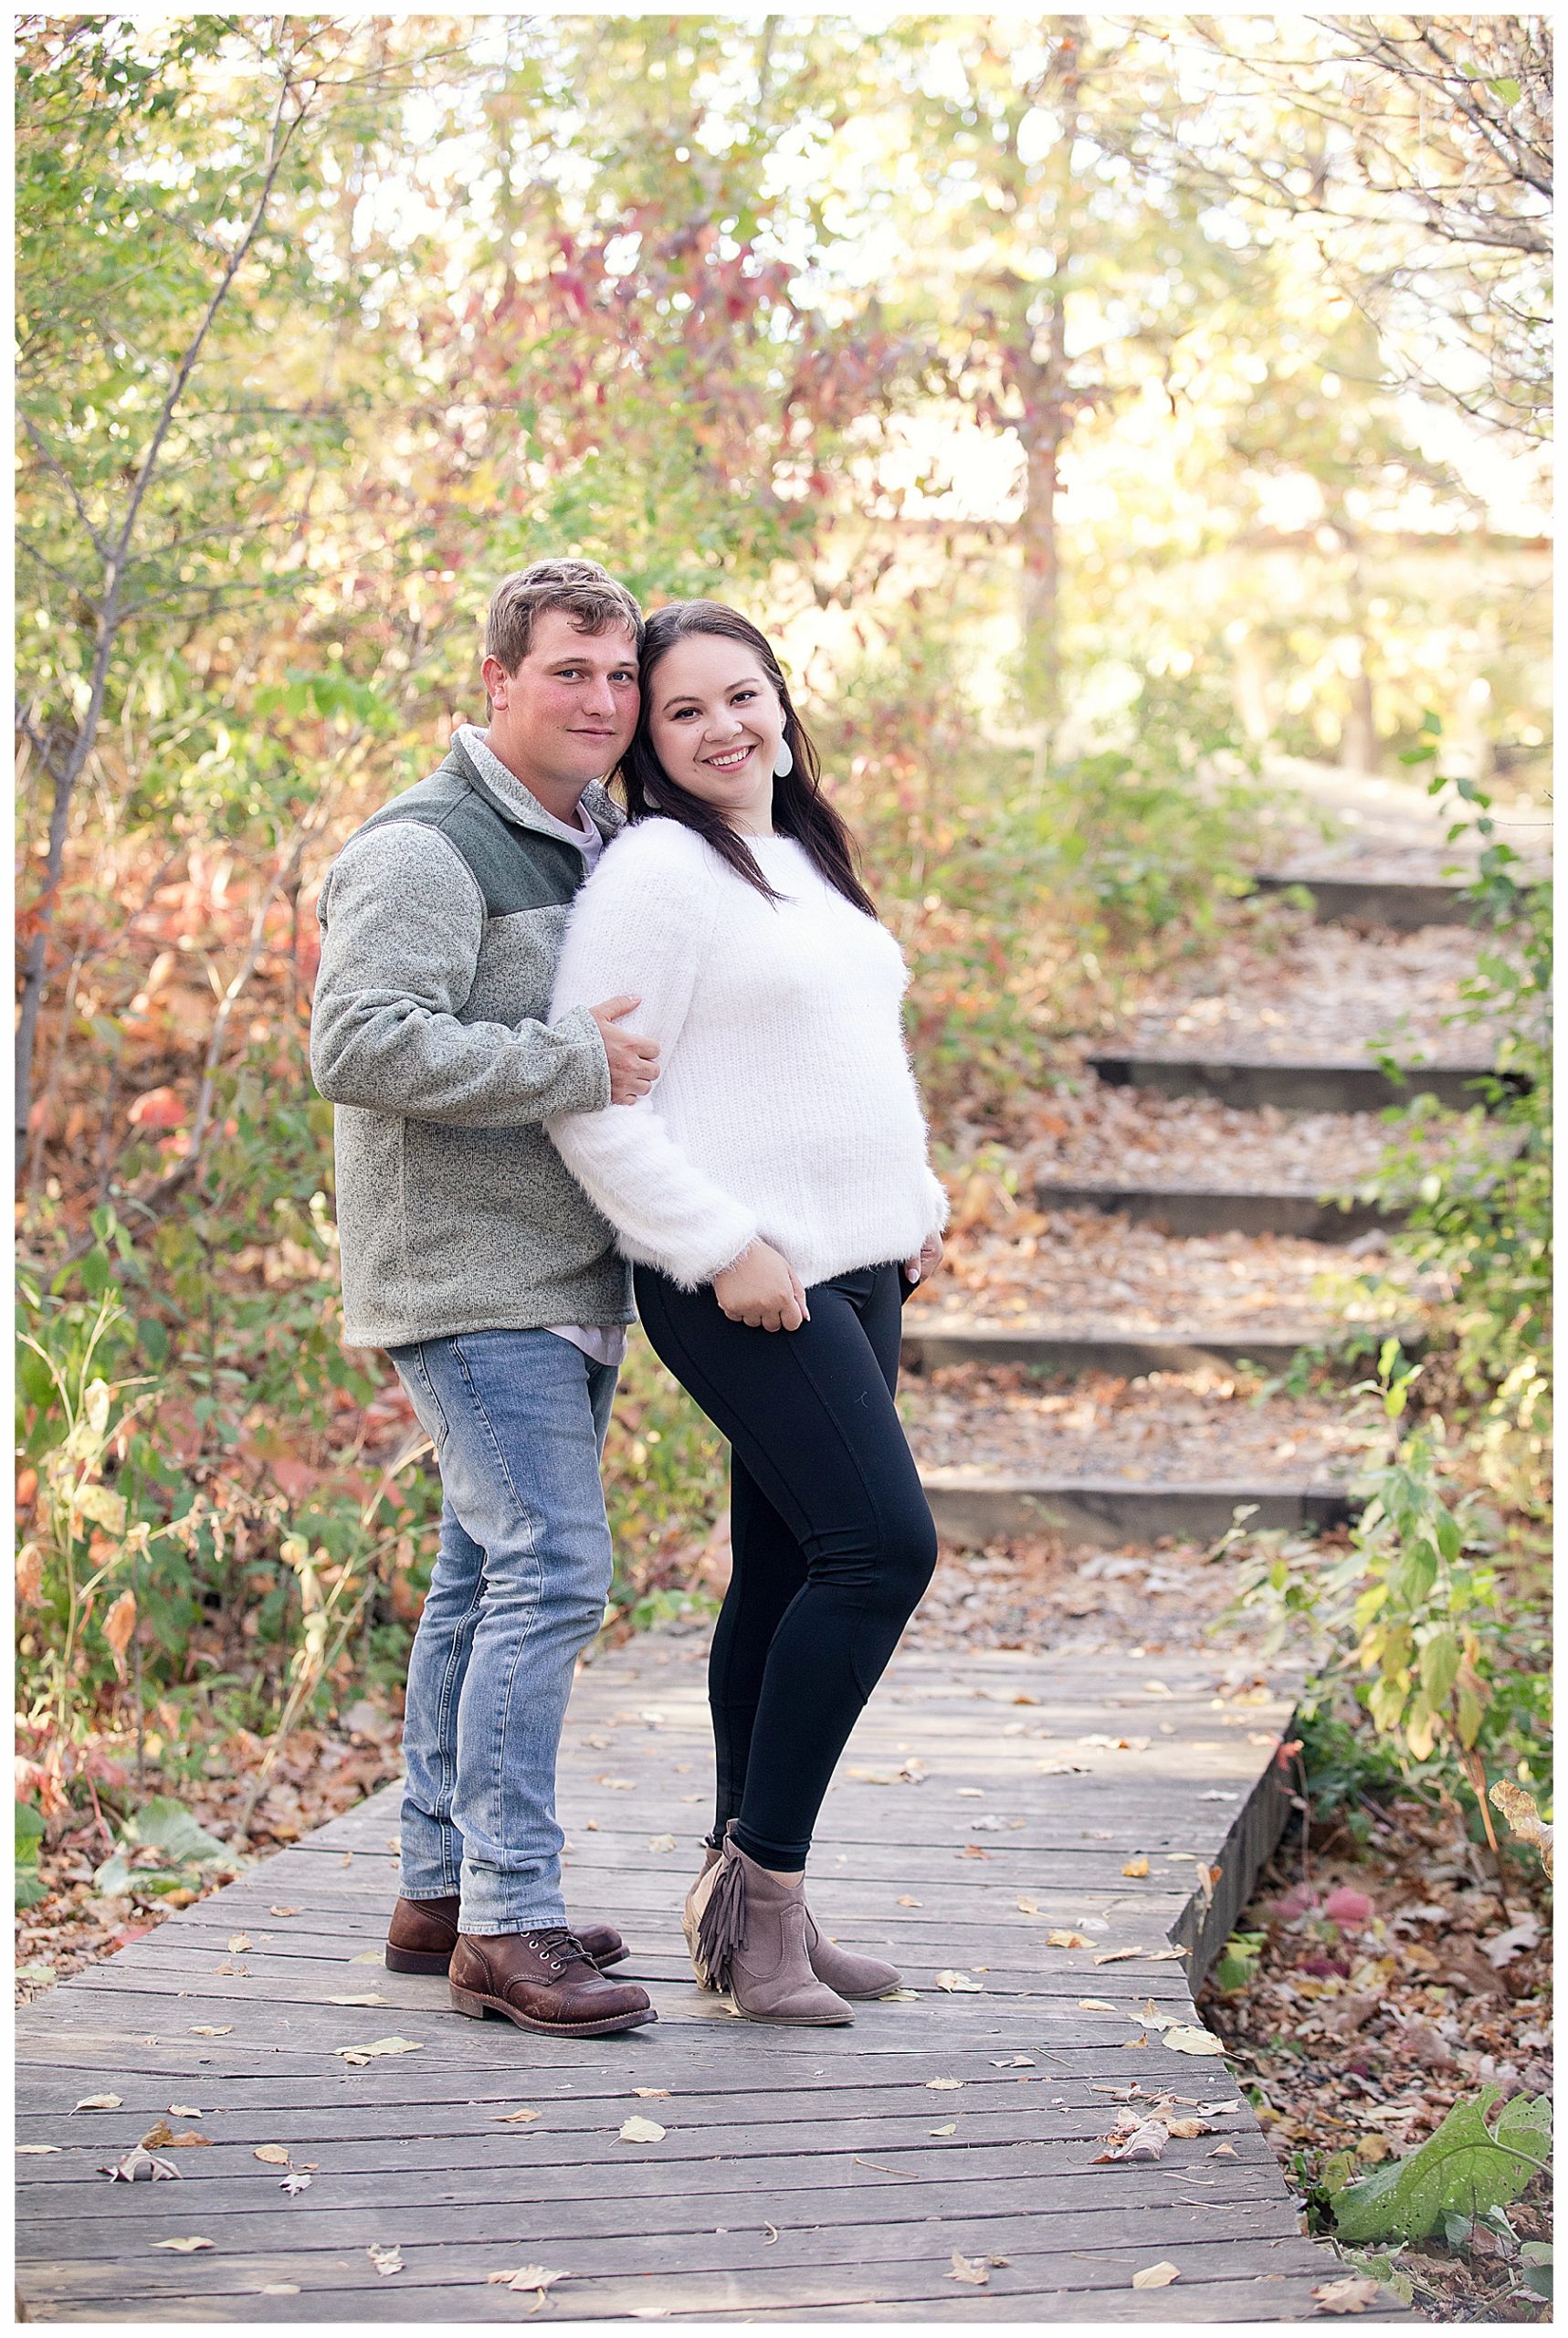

{"left": 484, "top": 559, "right": 644, "bottom": 677}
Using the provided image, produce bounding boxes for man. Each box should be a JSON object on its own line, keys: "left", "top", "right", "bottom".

{"left": 310, "top": 559, "right": 659, "bottom": 2038}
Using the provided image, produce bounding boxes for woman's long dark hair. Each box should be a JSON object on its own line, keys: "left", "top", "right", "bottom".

{"left": 620, "top": 602, "right": 877, "bottom": 917}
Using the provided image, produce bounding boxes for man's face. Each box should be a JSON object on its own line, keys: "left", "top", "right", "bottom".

{"left": 482, "top": 608, "right": 640, "bottom": 795}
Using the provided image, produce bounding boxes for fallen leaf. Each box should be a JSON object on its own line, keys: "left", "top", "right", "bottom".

{"left": 1092, "top": 1946, "right": 1150, "bottom": 1964}
{"left": 349, "top": 1950, "right": 384, "bottom": 1964}
{"left": 1131, "top": 2259, "right": 1181, "bottom": 2289}
{"left": 991, "top": 2055, "right": 1035, "bottom": 2068}
{"left": 367, "top": 2244, "right": 403, "bottom": 2277}
{"left": 954, "top": 1787, "right": 984, "bottom": 1798}
{"left": 101, "top": 2143, "right": 182, "bottom": 2184}
{"left": 1162, "top": 2024, "right": 1226, "bottom": 2057}
{"left": 268, "top": 1906, "right": 301, "bottom": 1918}
{"left": 1016, "top": 1895, "right": 1039, "bottom": 1915}
{"left": 1121, "top": 1855, "right": 1151, "bottom": 1878}
{"left": 647, "top": 1834, "right": 678, "bottom": 1852}
{"left": 227, "top": 1933, "right": 252, "bottom": 1954}
{"left": 280, "top": 2171, "right": 313, "bottom": 2195}
{"left": 618, "top": 2115, "right": 666, "bottom": 2143}
{"left": 253, "top": 2144, "right": 292, "bottom": 2165}
{"left": 167, "top": 2106, "right": 202, "bottom": 2119}
{"left": 329, "top": 1993, "right": 388, "bottom": 2006}
{"left": 73, "top": 2094, "right": 123, "bottom": 2112}
{"left": 163, "top": 2132, "right": 211, "bottom": 2150}
{"left": 16, "top": 2143, "right": 62, "bottom": 2155}
{"left": 898, "top": 1895, "right": 922, "bottom": 1907}
{"left": 929, "top": 2122, "right": 958, "bottom": 2136}
{"left": 1312, "top": 2276, "right": 1384, "bottom": 2314}
{"left": 926, "top": 2078, "right": 963, "bottom": 2091}
{"left": 1167, "top": 2119, "right": 1207, "bottom": 2141}
{"left": 1078, "top": 1998, "right": 1119, "bottom": 2014}
{"left": 949, "top": 2250, "right": 990, "bottom": 2287}
{"left": 1209, "top": 2142, "right": 1240, "bottom": 2159}
{"left": 1480, "top": 1915, "right": 1542, "bottom": 1969}
{"left": 494, "top": 2107, "right": 542, "bottom": 2124}
{"left": 489, "top": 2267, "right": 571, "bottom": 2296}
{"left": 884, "top": 1987, "right": 920, "bottom": 2001}
{"left": 333, "top": 2036, "right": 423, "bottom": 2065}
{"left": 633, "top": 2088, "right": 671, "bottom": 2100}
{"left": 1047, "top": 1929, "right": 1092, "bottom": 1949}
{"left": 1094, "top": 2117, "right": 1170, "bottom": 2164}
{"left": 153, "top": 2238, "right": 213, "bottom": 2253}
{"left": 258, "top": 2283, "right": 300, "bottom": 2295}
{"left": 189, "top": 2026, "right": 231, "bottom": 2037}
{"left": 934, "top": 1970, "right": 983, "bottom": 1993}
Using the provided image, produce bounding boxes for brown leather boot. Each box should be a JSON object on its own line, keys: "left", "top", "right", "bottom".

{"left": 448, "top": 1927, "right": 655, "bottom": 2036}
{"left": 689, "top": 1833, "right": 853, "bottom": 2026}
{"left": 386, "top": 1895, "right": 627, "bottom": 1976}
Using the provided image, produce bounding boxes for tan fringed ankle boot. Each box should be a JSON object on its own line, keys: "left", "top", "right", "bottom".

{"left": 688, "top": 1830, "right": 853, "bottom": 2026}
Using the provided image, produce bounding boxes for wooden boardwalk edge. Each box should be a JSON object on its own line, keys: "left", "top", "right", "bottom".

{"left": 16, "top": 1635, "right": 1412, "bottom": 2324}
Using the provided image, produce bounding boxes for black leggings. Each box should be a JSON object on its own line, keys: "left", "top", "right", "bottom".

{"left": 635, "top": 1260, "right": 938, "bottom": 1868}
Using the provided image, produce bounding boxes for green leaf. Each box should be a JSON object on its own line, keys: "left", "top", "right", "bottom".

{"left": 92, "top": 1795, "right": 235, "bottom": 1897}
{"left": 1488, "top": 77, "right": 1521, "bottom": 105}
{"left": 1331, "top": 2089, "right": 1552, "bottom": 2244}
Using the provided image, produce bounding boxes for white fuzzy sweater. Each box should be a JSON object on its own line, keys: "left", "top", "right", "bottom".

{"left": 547, "top": 818, "right": 948, "bottom": 1290}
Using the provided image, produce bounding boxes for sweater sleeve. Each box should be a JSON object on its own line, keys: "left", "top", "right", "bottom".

{"left": 546, "top": 825, "right": 761, "bottom": 1288}
{"left": 310, "top": 823, "right": 610, "bottom": 1126}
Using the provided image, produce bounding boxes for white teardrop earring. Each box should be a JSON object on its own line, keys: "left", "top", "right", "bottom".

{"left": 773, "top": 738, "right": 795, "bottom": 778}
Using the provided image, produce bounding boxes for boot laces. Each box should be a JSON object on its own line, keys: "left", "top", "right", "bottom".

{"left": 526, "top": 1924, "right": 589, "bottom": 1975}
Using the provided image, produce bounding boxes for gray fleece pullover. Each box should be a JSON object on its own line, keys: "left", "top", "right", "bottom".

{"left": 310, "top": 734, "right": 634, "bottom": 1350}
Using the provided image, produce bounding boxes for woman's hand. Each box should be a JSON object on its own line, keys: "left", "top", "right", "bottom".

{"left": 713, "top": 1240, "right": 811, "bottom": 1332}
{"left": 903, "top": 1230, "right": 944, "bottom": 1287}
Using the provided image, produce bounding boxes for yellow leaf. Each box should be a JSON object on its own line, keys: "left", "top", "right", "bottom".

{"left": 1016, "top": 1896, "right": 1038, "bottom": 1915}
{"left": 1122, "top": 1854, "right": 1150, "bottom": 1878}
{"left": 1047, "top": 1929, "right": 1091, "bottom": 1949}
{"left": 929, "top": 2122, "right": 957, "bottom": 2136}
{"left": 153, "top": 2238, "right": 214, "bottom": 2254}
{"left": 253, "top": 2144, "right": 292, "bottom": 2165}
{"left": 925, "top": 2077, "right": 963, "bottom": 2091}
{"left": 227, "top": 1934, "right": 251, "bottom": 1954}
{"left": 618, "top": 2115, "right": 666, "bottom": 2142}
{"left": 1131, "top": 2260, "right": 1181, "bottom": 2289}
{"left": 1162, "top": 2024, "right": 1226, "bottom": 2057}
{"left": 949, "top": 2250, "right": 990, "bottom": 2287}
{"left": 329, "top": 1993, "right": 388, "bottom": 2006}
{"left": 494, "top": 2107, "right": 542, "bottom": 2124}
{"left": 633, "top": 2089, "right": 671, "bottom": 2100}
{"left": 333, "top": 2036, "right": 424, "bottom": 2065}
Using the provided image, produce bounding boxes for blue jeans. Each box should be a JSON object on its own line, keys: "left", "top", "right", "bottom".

{"left": 387, "top": 1331, "right": 617, "bottom": 1933}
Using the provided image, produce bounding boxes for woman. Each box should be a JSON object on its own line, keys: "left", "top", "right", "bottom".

{"left": 547, "top": 602, "right": 946, "bottom": 2026}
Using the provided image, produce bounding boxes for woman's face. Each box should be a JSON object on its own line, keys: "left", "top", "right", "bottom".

{"left": 647, "top": 632, "right": 786, "bottom": 835}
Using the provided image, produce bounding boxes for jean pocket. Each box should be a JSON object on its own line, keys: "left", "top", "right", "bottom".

{"left": 392, "top": 1343, "right": 451, "bottom": 1453}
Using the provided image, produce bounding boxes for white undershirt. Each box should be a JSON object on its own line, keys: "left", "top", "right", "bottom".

{"left": 458, "top": 726, "right": 628, "bottom": 1371}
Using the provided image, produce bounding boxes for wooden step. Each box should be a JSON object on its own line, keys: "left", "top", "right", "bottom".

{"left": 1252, "top": 869, "right": 1546, "bottom": 930}
{"left": 921, "top": 1472, "right": 1355, "bottom": 1548}
{"left": 902, "top": 1321, "right": 1345, "bottom": 1374}
{"left": 1089, "top": 1050, "right": 1517, "bottom": 1115}
{"left": 1032, "top": 1182, "right": 1406, "bottom": 1241}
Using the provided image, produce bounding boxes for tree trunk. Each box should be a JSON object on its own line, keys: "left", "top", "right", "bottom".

{"left": 1014, "top": 19, "right": 1082, "bottom": 753}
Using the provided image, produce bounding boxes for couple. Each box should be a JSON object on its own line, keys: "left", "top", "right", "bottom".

{"left": 310, "top": 558, "right": 947, "bottom": 2038}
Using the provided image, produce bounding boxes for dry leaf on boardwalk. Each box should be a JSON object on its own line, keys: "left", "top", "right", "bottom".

{"left": 258, "top": 2283, "right": 300, "bottom": 2295}
{"left": 647, "top": 1834, "right": 678, "bottom": 1852}
{"left": 1078, "top": 1998, "right": 1119, "bottom": 2013}
{"left": 227, "top": 1933, "right": 251, "bottom": 1953}
{"left": 189, "top": 2025, "right": 231, "bottom": 2037}
{"left": 930, "top": 2122, "right": 957, "bottom": 2136}
{"left": 74, "top": 2094, "right": 122, "bottom": 2112}
{"left": 1016, "top": 1896, "right": 1039, "bottom": 1914}
{"left": 1166, "top": 2118, "right": 1209, "bottom": 2141}
{"left": 1121, "top": 1856, "right": 1151, "bottom": 1879}
{"left": 268, "top": 1906, "right": 301, "bottom": 1918}
{"left": 949, "top": 2251, "right": 991, "bottom": 2287}
{"left": 1093, "top": 2113, "right": 1169, "bottom": 2164}
{"left": 934, "top": 1970, "right": 983, "bottom": 1993}
{"left": 494, "top": 2106, "right": 542, "bottom": 2124}
{"left": 101, "top": 2144, "right": 180, "bottom": 2183}
{"left": 349, "top": 1950, "right": 384, "bottom": 1964}
{"left": 329, "top": 1993, "right": 388, "bottom": 2007}
{"left": 898, "top": 1895, "right": 922, "bottom": 1908}
{"left": 333, "top": 2036, "right": 423, "bottom": 2065}
{"left": 1131, "top": 2259, "right": 1182, "bottom": 2289}
{"left": 618, "top": 2116, "right": 666, "bottom": 2143}
{"left": 1161, "top": 2024, "right": 1226, "bottom": 2057}
{"left": 1092, "top": 1946, "right": 1150, "bottom": 1964}
{"left": 167, "top": 2106, "right": 202, "bottom": 2119}
{"left": 16, "top": 2144, "right": 61, "bottom": 2155}
{"left": 1209, "top": 2141, "right": 1240, "bottom": 2158}
{"left": 153, "top": 2238, "right": 213, "bottom": 2253}
{"left": 253, "top": 2145, "right": 292, "bottom": 2165}
{"left": 489, "top": 2267, "right": 571, "bottom": 2297}
{"left": 925, "top": 2078, "right": 963, "bottom": 2091}
{"left": 633, "top": 2088, "right": 671, "bottom": 2100}
{"left": 1312, "top": 2276, "right": 1384, "bottom": 2313}
{"left": 1047, "top": 1929, "right": 1092, "bottom": 1949}
{"left": 280, "top": 2171, "right": 312, "bottom": 2195}
{"left": 367, "top": 2244, "right": 403, "bottom": 2277}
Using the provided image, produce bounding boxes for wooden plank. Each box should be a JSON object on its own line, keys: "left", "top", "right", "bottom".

{"left": 15, "top": 1635, "right": 1361, "bottom": 2323}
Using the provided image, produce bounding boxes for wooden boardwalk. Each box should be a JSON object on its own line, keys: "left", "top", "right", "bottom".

{"left": 14, "top": 1634, "right": 1373, "bottom": 2323}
